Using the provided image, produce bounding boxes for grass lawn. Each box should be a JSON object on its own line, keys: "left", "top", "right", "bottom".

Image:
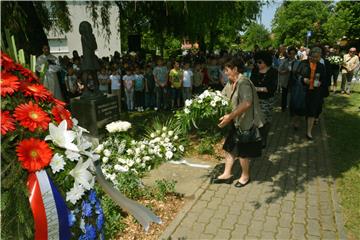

{"left": 324, "top": 83, "right": 360, "bottom": 240}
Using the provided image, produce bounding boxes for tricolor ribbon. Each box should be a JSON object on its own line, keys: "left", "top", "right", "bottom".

{"left": 27, "top": 170, "right": 71, "bottom": 240}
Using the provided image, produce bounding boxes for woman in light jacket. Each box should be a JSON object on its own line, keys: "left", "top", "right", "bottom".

{"left": 213, "top": 58, "right": 264, "bottom": 188}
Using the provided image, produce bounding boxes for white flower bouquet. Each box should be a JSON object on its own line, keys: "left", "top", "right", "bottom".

{"left": 45, "top": 119, "right": 100, "bottom": 205}
{"left": 106, "top": 120, "right": 131, "bottom": 133}
{"left": 98, "top": 119, "right": 185, "bottom": 190}
{"left": 327, "top": 56, "right": 344, "bottom": 65}
{"left": 175, "top": 89, "right": 230, "bottom": 133}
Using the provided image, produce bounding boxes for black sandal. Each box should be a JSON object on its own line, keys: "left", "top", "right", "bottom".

{"left": 234, "top": 178, "right": 251, "bottom": 188}
{"left": 211, "top": 176, "right": 234, "bottom": 184}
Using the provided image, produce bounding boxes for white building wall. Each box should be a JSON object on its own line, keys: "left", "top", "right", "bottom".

{"left": 46, "top": 1, "right": 120, "bottom": 58}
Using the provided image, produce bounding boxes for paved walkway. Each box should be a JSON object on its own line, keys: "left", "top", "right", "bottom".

{"left": 161, "top": 108, "right": 346, "bottom": 240}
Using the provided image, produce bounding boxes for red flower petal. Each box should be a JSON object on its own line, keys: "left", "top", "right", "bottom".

{"left": 1, "top": 71, "right": 20, "bottom": 97}
{"left": 18, "top": 67, "right": 40, "bottom": 83}
{"left": 21, "top": 83, "right": 53, "bottom": 102}
{"left": 1, "top": 52, "right": 14, "bottom": 65}
{"left": 51, "top": 105, "right": 73, "bottom": 129}
{"left": 51, "top": 97, "right": 66, "bottom": 107}
{"left": 13, "top": 101, "right": 51, "bottom": 132}
{"left": 16, "top": 138, "right": 53, "bottom": 172}
{"left": 1, "top": 111, "right": 16, "bottom": 135}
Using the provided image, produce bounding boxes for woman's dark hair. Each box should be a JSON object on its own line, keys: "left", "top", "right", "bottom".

{"left": 287, "top": 46, "right": 297, "bottom": 54}
{"left": 224, "top": 58, "right": 245, "bottom": 73}
{"left": 253, "top": 50, "right": 273, "bottom": 67}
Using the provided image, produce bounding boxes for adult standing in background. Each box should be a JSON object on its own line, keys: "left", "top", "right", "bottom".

{"left": 298, "top": 47, "right": 325, "bottom": 140}
{"left": 328, "top": 47, "right": 341, "bottom": 92}
{"left": 314, "top": 46, "right": 332, "bottom": 124}
{"left": 341, "top": 47, "right": 359, "bottom": 95}
{"left": 251, "top": 51, "right": 278, "bottom": 148}
{"left": 278, "top": 46, "right": 298, "bottom": 112}
{"left": 36, "top": 44, "right": 63, "bottom": 101}
{"left": 297, "top": 46, "right": 308, "bottom": 61}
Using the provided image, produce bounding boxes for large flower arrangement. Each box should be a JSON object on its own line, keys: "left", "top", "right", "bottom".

{"left": 175, "top": 89, "right": 231, "bottom": 133}
{"left": 97, "top": 119, "right": 185, "bottom": 191}
{"left": 1, "top": 52, "right": 103, "bottom": 239}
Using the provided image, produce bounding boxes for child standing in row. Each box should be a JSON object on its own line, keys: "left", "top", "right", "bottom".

{"left": 123, "top": 68, "right": 135, "bottom": 111}
{"left": 134, "top": 67, "right": 145, "bottom": 112}
{"left": 110, "top": 68, "right": 121, "bottom": 111}
{"left": 182, "top": 62, "right": 193, "bottom": 102}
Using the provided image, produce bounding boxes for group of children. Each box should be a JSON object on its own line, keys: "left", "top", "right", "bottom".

{"left": 61, "top": 53, "right": 236, "bottom": 112}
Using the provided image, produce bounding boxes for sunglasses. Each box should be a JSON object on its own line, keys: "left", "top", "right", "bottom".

{"left": 256, "top": 61, "right": 264, "bottom": 64}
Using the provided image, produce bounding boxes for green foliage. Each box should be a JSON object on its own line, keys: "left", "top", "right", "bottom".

{"left": 272, "top": 1, "right": 330, "bottom": 46}
{"left": 1, "top": 1, "right": 72, "bottom": 55}
{"left": 323, "top": 8, "right": 352, "bottom": 45}
{"left": 1, "top": 147, "right": 34, "bottom": 239}
{"left": 100, "top": 194, "right": 126, "bottom": 239}
{"left": 334, "top": 0, "right": 360, "bottom": 41}
{"left": 198, "top": 138, "right": 215, "bottom": 155}
{"left": 324, "top": 84, "right": 360, "bottom": 239}
{"left": 99, "top": 177, "right": 176, "bottom": 238}
{"left": 241, "top": 23, "right": 272, "bottom": 51}
{"left": 272, "top": 0, "right": 360, "bottom": 46}
{"left": 116, "top": 171, "right": 145, "bottom": 200}
{"left": 113, "top": 1, "right": 262, "bottom": 53}
{"left": 151, "top": 179, "right": 176, "bottom": 201}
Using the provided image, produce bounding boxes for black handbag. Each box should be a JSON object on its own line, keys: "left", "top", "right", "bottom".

{"left": 235, "top": 125, "right": 262, "bottom": 143}
{"left": 231, "top": 79, "right": 262, "bottom": 144}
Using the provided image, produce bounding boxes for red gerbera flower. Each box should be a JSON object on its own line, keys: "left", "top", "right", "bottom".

{"left": 21, "top": 83, "right": 52, "bottom": 102}
{"left": 50, "top": 97, "right": 66, "bottom": 107}
{"left": 1, "top": 111, "right": 16, "bottom": 135}
{"left": 16, "top": 138, "right": 53, "bottom": 172}
{"left": 18, "top": 66, "right": 39, "bottom": 83}
{"left": 0, "top": 52, "right": 16, "bottom": 71}
{"left": 1, "top": 71, "right": 20, "bottom": 97}
{"left": 13, "top": 101, "right": 51, "bottom": 132}
{"left": 1, "top": 52, "right": 14, "bottom": 64}
{"left": 51, "top": 105, "right": 73, "bottom": 129}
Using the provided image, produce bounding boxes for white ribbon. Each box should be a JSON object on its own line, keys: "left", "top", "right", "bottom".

{"left": 169, "top": 159, "right": 211, "bottom": 169}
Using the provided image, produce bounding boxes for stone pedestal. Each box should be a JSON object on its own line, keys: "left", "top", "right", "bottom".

{"left": 70, "top": 94, "right": 120, "bottom": 137}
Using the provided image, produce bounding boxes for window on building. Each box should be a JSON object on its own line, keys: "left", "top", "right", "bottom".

{"left": 49, "top": 38, "right": 69, "bottom": 54}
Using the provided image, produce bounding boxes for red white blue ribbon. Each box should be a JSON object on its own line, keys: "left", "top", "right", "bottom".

{"left": 27, "top": 170, "right": 71, "bottom": 240}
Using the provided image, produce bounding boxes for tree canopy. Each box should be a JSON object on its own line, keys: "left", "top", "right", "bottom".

{"left": 272, "top": 1, "right": 330, "bottom": 46}
{"left": 1, "top": 1, "right": 72, "bottom": 55}
{"left": 271, "top": 0, "right": 360, "bottom": 47}
{"left": 241, "top": 23, "right": 271, "bottom": 51}
{"left": 1, "top": 1, "right": 263, "bottom": 55}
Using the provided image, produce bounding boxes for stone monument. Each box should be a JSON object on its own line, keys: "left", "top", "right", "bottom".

{"left": 79, "top": 21, "right": 103, "bottom": 99}
{"left": 70, "top": 21, "right": 119, "bottom": 137}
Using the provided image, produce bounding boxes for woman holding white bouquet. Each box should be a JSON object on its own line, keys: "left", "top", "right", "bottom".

{"left": 214, "top": 58, "right": 264, "bottom": 187}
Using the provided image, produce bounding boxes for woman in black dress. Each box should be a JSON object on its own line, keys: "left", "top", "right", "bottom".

{"left": 298, "top": 47, "right": 325, "bottom": 140}
{"left": 251, "top": 51, "right": 278, "bottom": 147}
